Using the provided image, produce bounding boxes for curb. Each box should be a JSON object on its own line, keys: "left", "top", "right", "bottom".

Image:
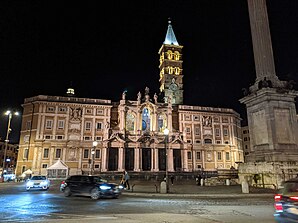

{"left": 122, "top": 192, "right": 274, "bottom": 198}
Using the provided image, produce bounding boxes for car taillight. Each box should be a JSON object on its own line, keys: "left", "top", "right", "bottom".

{"left": 275, "top": 203, "right": 283, "bottom": 211}
{"left": 290, "top": 196, "right": 298, "bottom": 201}
{"left": 274, "top": 194, "right": 282, "bottom": 202}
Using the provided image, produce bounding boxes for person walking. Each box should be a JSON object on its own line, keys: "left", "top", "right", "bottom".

{"left": 170, "top": 175, "right": 174, "bottom": 185}
{"left": 122, "top": 171, "right": 130, "bottom": 190}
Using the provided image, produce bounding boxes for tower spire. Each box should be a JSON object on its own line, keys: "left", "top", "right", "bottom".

{"left": 164, "top": 18, "right": 179, "bottom": 46}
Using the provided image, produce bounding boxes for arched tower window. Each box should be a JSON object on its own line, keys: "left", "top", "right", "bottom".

{"left": 126, "top": 112, "right": 135, "bottom": 131}
{"left": 142, "top": 108, "right": 151, "bottom": 131}
{"left": 158, "top": 114, "right": 167, "bottom": 132}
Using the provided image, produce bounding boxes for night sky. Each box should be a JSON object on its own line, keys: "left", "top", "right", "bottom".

{"left": 1, "top": 0, "right": 298, "bottom": 143}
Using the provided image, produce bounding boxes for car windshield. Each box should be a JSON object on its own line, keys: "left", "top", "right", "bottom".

{"left": 282, "top": 182, "right": 298, "bottom": 195}
{"left": 93, "top": 176, "right": 107, "bottom": 183}
{"left": 31, "top": 176, "right": 46, "bottom": 180}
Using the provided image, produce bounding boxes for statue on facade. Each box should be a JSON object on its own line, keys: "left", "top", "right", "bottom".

{"left": 122, "top": 91, "right": 126, "bottom": 100}
{"left": 137, "top": 91, "right": 141, "bottom": 103}
{"left": 154, "top": 93, "right": 158, "bottom": 104}
{"left": 145, "top": 86, "right": 150, "bottom": 95}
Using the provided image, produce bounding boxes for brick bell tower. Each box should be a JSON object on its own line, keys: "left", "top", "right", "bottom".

{"left": 159, "top": 19, "right": 184, "bottom": 105}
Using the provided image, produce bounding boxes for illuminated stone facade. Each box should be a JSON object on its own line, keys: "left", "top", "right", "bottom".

{"left": 15, "top": 20, "right": 244, "bottom": 177}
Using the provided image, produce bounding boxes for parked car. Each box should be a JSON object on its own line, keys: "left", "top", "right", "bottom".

{"left": 274, "top": 177, "right": 298, "bottom": 222}
{"left": 26, "top": 175, "right": 50, "bottom": 191}
{"left": 60, "top": 175, "right": 124, "bottom": 200}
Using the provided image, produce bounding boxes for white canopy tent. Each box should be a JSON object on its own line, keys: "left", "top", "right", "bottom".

{"left": 47, "top": 159, "right": 68, "bottom": 179}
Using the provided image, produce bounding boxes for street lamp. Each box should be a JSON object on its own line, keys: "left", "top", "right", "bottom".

{"left": 91, "top": 141, "right": 97, "bottom": 175}
{"left": 164, "top": 128, "right": 169, "bottom": 193}
{"left": 2, "top": 111, "right": 19, "bottom": 177}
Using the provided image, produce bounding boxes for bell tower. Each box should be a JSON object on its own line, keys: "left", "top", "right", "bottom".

{"left": 159, "top": 19, "right": 184, "bottom": 105}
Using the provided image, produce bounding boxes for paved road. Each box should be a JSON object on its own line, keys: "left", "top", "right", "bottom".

{"left": 0, "top": 181, "right": 276, "bottom": 223}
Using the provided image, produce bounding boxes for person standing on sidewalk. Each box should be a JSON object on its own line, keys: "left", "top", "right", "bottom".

{"left": 122, "top": 171, "right": 130, "bottom": 190}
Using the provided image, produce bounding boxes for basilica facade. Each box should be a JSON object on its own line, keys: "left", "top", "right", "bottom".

{"left": 15, "top": 20, "right": 244, "bottom": 177}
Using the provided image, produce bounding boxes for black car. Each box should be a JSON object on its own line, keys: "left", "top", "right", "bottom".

{"left": 274, "top": 178, "right": 298, "bottom": 222}
{"left": 60, "top": 175, "right": 124, "bottom": 200}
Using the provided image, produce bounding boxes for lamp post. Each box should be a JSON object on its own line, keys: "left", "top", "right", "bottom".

{"left": 91, "top": 141, "right": 97, "bottom": 175}
{"left": 2, "top": 111, "right": 19, "bottom": 177}
{"left": 164, "top": 128, "right": 169, "bottom": 193}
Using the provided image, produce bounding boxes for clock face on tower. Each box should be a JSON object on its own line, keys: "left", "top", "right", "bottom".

{"left": 169, "top": 83, "right": 178, "bottom": 91}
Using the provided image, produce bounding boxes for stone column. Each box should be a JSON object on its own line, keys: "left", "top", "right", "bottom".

{"left": 153, "top": 147, "right": 159, "bottom": 171}
{"left": 247, "top": 0, "right": 277, "bottom": 83}
{"left": 183, "top": 148, "right": 188, "bottom": 171}
{"left": 134, "top": 146, "right": 141, "bottom": 171}
{"left": 118, "top": 147, "right": 124, "bottom": 172}
{"left": 101, "top": 146, "right": 108, "bottom": 172}
{"left": 168, "top": 147, "right": 174, "bottom": 172}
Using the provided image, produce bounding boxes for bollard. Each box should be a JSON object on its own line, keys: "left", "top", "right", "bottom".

{"left": 241, "top": 180, "right": 249, "bottom": 193}
{"left": 226, "top": 179, "right": 230, "bottom": 186}
{"left": 160, "top": 181, "right": 167, "bottom": 193}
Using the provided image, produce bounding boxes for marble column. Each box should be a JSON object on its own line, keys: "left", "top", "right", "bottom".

{"left": 118, "top": 147, "right": 124, "bottom": 171}
{"left": 134, "top": 146, "right": 141, "bottom": 171}
{"left": 247, "top": 0, "right": 277, "bottom": 83}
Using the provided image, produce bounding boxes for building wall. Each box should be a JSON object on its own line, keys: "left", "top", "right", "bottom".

{"left": 0, "top": 141, "right": 18, "bottom": 174}
{"left": 15, "top": 94, "right": 243, "bottom": 176}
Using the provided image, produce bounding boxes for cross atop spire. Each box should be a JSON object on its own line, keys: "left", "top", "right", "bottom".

{"left": 164, "top": 18, "right": 179, "bottom": 46}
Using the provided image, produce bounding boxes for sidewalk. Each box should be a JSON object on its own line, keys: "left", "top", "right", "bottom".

{"left": 117, "top": 180, "right": 275, "bottom": 198}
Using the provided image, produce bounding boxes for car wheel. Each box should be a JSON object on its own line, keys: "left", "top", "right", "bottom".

{"left": 64, "top": 187, "right": 72, "bottom": 197}
{"left": 90, "top": 188, "right": 100, "bottom": 200}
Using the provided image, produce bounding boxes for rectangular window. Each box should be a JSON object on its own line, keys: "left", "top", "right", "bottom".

{"left": 223, "top": 128, "right": 228, "bottom": 136}
{"left": 195, "top": 127, "right": 200, "bottom": 135}
{"left": 45, "top": 120, "right": 53, "bottom": 129}
{"left": 215, "top": 128, "right": 220, "bottom": 136}
{"left": 85, "top": 122, "right": 91, "bottom": 131}
{"left": 217, "top": 152, "right": 222, "bottom": 160}
{"left": 86, "top": 109, "right": 92, "bottom": 114}
{"left": 96, "top": 122, "right": 102, "bottom": 130}
{"left": 186, "top": 127, "right": 191, "bottom": 133}
{"left": 83, "top": 149, "right": 89, "bottom": 159}
{"left": 59, "top": 107, "right": 66, "bottom": 112}
{"left": 226, "top": 152, "right": 230, "bottom": 160}
{"left": 84, "top": 136, "right": 91, "bottom": 141}
{"left": 43, "top": 148, "right": 49, "bottom": 158}
{"left": 24, "top": 148, "right": 29, "bottom": 159}
{"left": 58, "top": 120, "right": 64, "bottom": 129}
{"left": 44, "top": 135, "right": 52, "bottom": 139}
{"left": 42, "top": 164, "right": 48, "bottom": 168}
{"left": 26, "top": 120, "right": 31, "bottom": 130}
{"left": 56, "top": 135, "right": 64, "bottom": 140}
{"left": 47, "top": 107, "right": 55, "bottom": 112}
{"left": 97, "top": 109, "right": 104, "bottom": 115}
{"left": 196, "top": 151, "right": 201, "bottom": 160}
{"left": 55, "top": 148, "right": 61, "bottom": 159}
{"left": 95, "top": 150, "right": 100, "bottom": 158}
{"left": 187, "top": 151, "right": 192, "bottom": 159}
{"left": 96, "top": 136, "right": 102, "bottom": 141}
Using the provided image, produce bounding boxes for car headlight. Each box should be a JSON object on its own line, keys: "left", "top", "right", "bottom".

{"left": 119, "top": 185, "right": 124, "bottom": 189}
{"left": 26, "top": 181, "right": 33, "bottom": 187}
{"left": 40, "top": 181, "right": 48, "bottom": 186}
{"left": 100, "top": 185, "right": 111, "bottom": 190}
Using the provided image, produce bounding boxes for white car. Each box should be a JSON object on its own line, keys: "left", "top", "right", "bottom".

{"left": 26, "top": 175, "right": 50, "bottom": 191}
